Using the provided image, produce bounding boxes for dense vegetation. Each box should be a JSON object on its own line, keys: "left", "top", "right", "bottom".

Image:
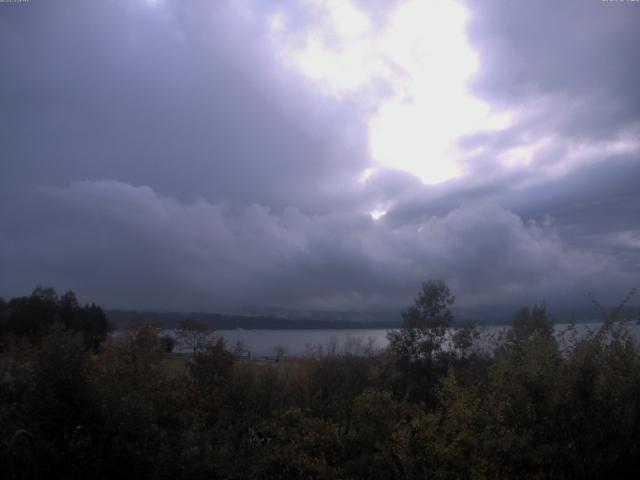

{"left": 1, "top": 283, "right": 640, "bottom": 479}
{"left": 0, "top": 287, "right": 109, "bottom": 351}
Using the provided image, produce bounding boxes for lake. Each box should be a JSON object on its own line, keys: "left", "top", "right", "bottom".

{"left": 169, "top": 321, "right": 640, "bottom": 358}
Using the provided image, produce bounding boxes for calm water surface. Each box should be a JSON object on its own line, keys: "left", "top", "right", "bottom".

{"left": 169, "top": 321, "right": 640, "bottom": 358}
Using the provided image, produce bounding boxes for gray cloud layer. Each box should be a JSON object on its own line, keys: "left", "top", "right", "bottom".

{"left": 0, "top": 181, "right": 618, "bottom": 311}
{"left": 1, "top": 0, "right": 638, "bottom": 313}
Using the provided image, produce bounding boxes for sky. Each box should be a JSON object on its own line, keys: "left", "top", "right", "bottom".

{"left": 1, "top": 0, "right": 639, "bottom": 315}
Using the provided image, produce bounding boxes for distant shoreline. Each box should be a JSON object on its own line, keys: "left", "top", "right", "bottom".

{"left": 107, "top": 307, "right": 639, "bottom": 331}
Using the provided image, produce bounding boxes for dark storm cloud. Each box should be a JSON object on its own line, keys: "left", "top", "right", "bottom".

{"left": 0, "top": 0, "right": 368, "bottom": 211}
{"left": 466, "top": 0, "right": 640, "bottom": 140}
{"left": 0, "top": 0, "right": 638, "bottom": 313}
{"left": 385, "top": 152, "right": 640, "bottom": 230}
{"left": 0, "top": 181, "right": 619, "bottom": 310}
{"left": 455, "top": 0, "right": 640, "bottom": 182}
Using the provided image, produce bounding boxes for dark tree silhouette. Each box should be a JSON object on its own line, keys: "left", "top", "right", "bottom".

{"left": 387, "top": 280, "right": 455, "bottom": 363}
{"left": 0, "top": 287, "right": 109, "bottom": 349}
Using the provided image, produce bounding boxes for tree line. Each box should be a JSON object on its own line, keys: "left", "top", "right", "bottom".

{"left": 1, "top": 282, "right": 640, "bottom": 479}
{"left": 0, "top": 287, "right": 109, "bottom": 351}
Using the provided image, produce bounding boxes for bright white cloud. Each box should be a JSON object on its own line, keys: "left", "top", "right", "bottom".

{"left": 268, "top": 0, "right": 510, "bottom": 185}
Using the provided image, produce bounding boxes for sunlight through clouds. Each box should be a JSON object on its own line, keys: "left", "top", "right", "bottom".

{"left": 2, "top": 0, "right": 639, "bottom": 313}
{"left": 268, "top": 0, "right": 510, "bottom": 185}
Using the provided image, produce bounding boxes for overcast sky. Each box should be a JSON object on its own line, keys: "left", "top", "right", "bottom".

{"left": 1, "top": 0, "right": 639, "bottom": 314}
